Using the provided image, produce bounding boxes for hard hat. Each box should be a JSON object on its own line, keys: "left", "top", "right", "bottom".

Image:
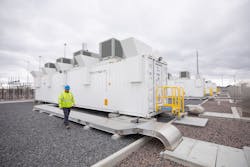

{"left": 64, "top": 85, "right": 70, "bottom": 90}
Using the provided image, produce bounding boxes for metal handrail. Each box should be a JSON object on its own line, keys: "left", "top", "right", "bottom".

{"left": 156, "top": 86, "right": 185, "bottom": 117}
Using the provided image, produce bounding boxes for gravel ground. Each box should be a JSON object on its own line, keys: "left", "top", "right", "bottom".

{"left": 118, "top": 117, "right": 250, "bottom": 167}
{"left": 117, "top": 138, "right": 185, "bottom": 167}
{"left": 176, "top": 118, "right": 250, "bottom": 148}
{"left": 0, "top": 102, "right": 140, "bottom": 167}
{"left": 202, "top": 100, "right": 234, "bottom": 113}
{"left": 184, "top": 99, "right": 203, "bottom": 105}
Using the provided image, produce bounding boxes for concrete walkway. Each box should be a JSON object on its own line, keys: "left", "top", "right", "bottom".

{"left": 0, "top": 99, "right": 34, "bottom": 104}
{"left": 161, "top": 137, "right": 250, "bottom": 167}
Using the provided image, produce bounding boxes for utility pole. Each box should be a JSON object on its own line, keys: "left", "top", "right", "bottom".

{"left": 195, "top": 50, "right": 200, "bottom": 79}
{"left": 64, "top": 43, "right": 67, "bottom": 58}
{"left": 196, "top": 50, "right": 199, "bottom": 75}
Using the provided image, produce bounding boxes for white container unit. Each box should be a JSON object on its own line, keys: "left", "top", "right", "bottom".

{"left": 168, "top": 72, "right": 205, "bottom": 98}
{"left": 67, "top": 55, "right": 167, "bottom": 118}
{"left": 67, "top": 38, "right": 167, "bottom": 118}
{"left": 32, "top": 38, "right": 168, "bottom": 118}
{"left": 32, "top": 60, "right": 71, "bottom": 103}
{"left": 31, "top": 71, "right": 43, "bottom": 100}
{"left": 168, "top": 78, "right": 205, "bottom": 98}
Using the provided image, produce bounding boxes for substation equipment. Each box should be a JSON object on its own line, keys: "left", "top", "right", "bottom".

{"left": 32, "top": 37, "right": 185, "bottom": 150}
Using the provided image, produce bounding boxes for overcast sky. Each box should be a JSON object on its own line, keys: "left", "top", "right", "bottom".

{"left": 0, "top": 0, "right": 249, "bottom": 85}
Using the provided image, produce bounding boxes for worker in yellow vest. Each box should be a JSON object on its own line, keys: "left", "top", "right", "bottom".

{"left": 58, "top": 85, "right": 75, "bottom": 129}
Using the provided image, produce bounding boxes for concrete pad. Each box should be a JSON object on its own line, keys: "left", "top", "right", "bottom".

{"left": 160, "top": 137, "right": 196, "bottom": 161}
{"left": 231, "top": 107, "right": 240, "bottom": 118}
{"left": 173, "top": 116, "right": 208, "bottom": 127}
{"left": 216, "top": 145, "right": 248, "bottom": 167}
{"left": 243, "top": 146, "right": 250, "bottom": 167}
{"left": 201, "top": 112, "right": 235, "bottom": 119}
{"left": 188, "top": 140, "right": 218, "bottom": 167}
{"left": 161, "top": 137, "right": 249, "bottom": 167}
{"left": 229, "top": 99, "right": 233, "bottom": 103}
{"left": 161, "top": 137, "right": 218, "bottom": 167}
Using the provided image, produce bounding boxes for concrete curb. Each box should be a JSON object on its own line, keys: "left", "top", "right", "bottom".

{"left": 200, "top": 98, "right": 209, "bottom": 105}
{"left": 0, "top": 99, "right": 34, "bottom": 104}
{"left": 92, "top": 136, "right": 151, "bottom": 167}
{"left": 231, "top": 107, "right": 240, "bottom": 118}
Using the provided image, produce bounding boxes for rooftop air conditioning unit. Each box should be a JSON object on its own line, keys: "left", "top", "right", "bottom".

{"left": 99, "top": 38, "right": 123, "bottom": 58}
{"left": 44, "top": 63, "right": 56, "bottom": 68}
{"left": 180, "top": 71, "right": 190, "bottom": 79}
{"left": 42, "top": 62, "right": 56, "bottom": 75}
{"left": 55, "top": 58, "right": 73, "bottom": 72}
{"left": 56, "top": 58, "right": 73, "bottom": 64}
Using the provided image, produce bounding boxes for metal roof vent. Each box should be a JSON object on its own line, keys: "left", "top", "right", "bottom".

{"left": 99, "top": 38, "right": 123, "bottom": 59}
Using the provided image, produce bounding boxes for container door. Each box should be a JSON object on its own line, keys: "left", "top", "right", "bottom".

{"left": 154, "top": 61, "right": 163, "bottom": 88}
{"left": 147, "top": 58, "right": 154, "bottom": 111}
{"left": 153, "top": 61, "right": 167, "bottom": 111}
{"left": 148, "top": 58, "right": 167, "bottom": 112}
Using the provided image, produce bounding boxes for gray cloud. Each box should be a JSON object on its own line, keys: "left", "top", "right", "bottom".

{"left": 0, "top": 0, "right": 249, "bottom": 85}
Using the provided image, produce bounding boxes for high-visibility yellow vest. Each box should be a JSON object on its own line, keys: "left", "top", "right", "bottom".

{"left": 58, "top": 92, "right": 75, "bottom": 108}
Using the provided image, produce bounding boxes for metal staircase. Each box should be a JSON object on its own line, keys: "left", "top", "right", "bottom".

{"left": 156, "top": 86, "right": 185, "bottom": 118}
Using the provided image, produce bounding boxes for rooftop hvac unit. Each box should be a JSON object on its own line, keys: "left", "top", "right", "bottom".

{"left": 55, "top": 58, "right": 73, "bottom": 72}
{"left": 73, "top": 49, "right": 99, "bottom": 66}
{"left": 42, "top": 62, "right": 56, "bottom": 75}
{"left": 44, "top": 63, "right": 56, "bottom": 68}
{"left": 56, "top": 58, "right": 73, "bottom": 64}
{"left": 120, "top": 37, "right": 153, "bottom": 58}
{"left": 180, "top": 71, "right": 190, "bottom": 79}
{"left": 99, "top": 38, "right": 123, "bottom": 58}
{"left": 74, "top": 50, "right": 92, "bottom": 57}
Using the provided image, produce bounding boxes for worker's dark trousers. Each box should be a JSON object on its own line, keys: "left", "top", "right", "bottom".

{"left": 63, "top": 108, "right": 71, "bottom": 125}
